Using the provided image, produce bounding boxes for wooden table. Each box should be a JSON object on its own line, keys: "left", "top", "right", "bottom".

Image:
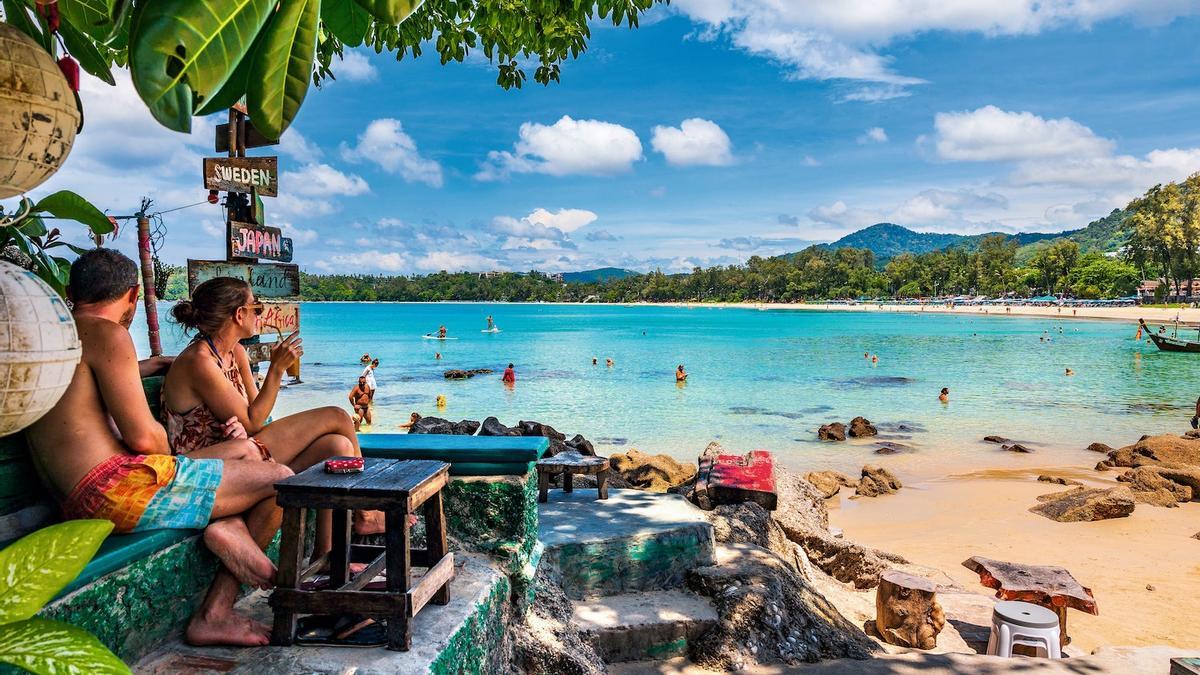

{"left": 536, "top": 451, "right": 610, "bottom": 503}
{"left": 269, "top": 458, "right": 453, "bottom": 651}
{"left": 962, "top": 556, "right": 1097, "bottom": 648}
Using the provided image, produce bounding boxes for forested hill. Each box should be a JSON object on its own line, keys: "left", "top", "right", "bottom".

{"left": 562, "top": 267, "right": 639, "bottom": 283}
{"left": 793, "top": 210, "right": 1130, "bottom": 263}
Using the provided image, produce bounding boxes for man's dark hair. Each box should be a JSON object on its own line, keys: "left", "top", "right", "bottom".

{"left": 68, "top": 248, "right": 138, "bottom": 305}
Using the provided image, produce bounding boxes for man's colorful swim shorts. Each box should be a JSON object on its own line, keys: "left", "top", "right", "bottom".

{"left": 62, "top": 454, "right": 223, "bottom": 533}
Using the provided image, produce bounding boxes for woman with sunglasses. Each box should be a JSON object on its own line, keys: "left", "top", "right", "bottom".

{"left": 162, "top": 277, "right": 381, "bottom": 559}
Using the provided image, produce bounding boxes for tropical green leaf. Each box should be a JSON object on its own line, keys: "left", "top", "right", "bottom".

{"left": 18, "top": 216, "right": 47, "bottom": 238}
{"left": 247, "top": 0, "right": 321, "bottom": 139}
{"left": 33, "top": 191, "right": 114, "bottom": 235}
{"left": 128, "top": 0, "right": 276, "bottom": 132}
{"left": 193, "top": 27, "right": 269, "bottom": 117}
{"left": 254, "top": 194, "right": 265, "bottom": 225}
{"left": 351, "top": 0, "right": 422, "bottom": 25}
{"left": 320, "top": 0, "right": 370, "bottom": 47}
{"left": 57, "top": 0, "right": 119, "bottom": 42}
{"left": 58, "top": 16, "right": 117, "bottom": 85}
{"left": 0, "top": 520, "right": 112, "bottom": 625}
{"left": 0, "top": 618, "right": 129, "bottom": 675}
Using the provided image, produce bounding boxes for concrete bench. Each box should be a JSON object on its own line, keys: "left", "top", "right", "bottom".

{"left": 358, "top": 433, "right": 549, "bottom": 475}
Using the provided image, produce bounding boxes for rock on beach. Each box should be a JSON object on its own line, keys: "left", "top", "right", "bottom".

{"left": 855, "top": 465, "right": 902, "bottom": 498}
{"left": 1029, "top": 486, "right": 1135, "bottom": 522}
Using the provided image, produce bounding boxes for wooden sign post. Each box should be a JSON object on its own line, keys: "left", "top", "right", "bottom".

{"left": 230, "top": 221, "right": 293, "bottom": 262}
{"left": 196, "top": 108, "right": 302, "bottom": 379}
{"left": 203, "top": 157, "right": 278, "bottom": 196}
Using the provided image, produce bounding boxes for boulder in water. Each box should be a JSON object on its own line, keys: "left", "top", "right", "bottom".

{"left": 564, "top": 433, "right": 595, "bottom": 456}
{"left": 409, "top": 416, "right": 477, "bottom": 435}
{"left": 519, "top": 420, "right": 567, "bottom": 443}
{"left": 855, "top": 465, "right": 902, "bottom": 497}
{"left": 1030, "top": 486, "right": 1135, "bottom": 522}
{"left": 443, "top": 368, "right": 494, "bottom": 380}
{"left": 1086, "top": 442, "right": 1114, "bottom": 454}
{"left": 1001, "top": 443, "right": 1034, "bottom": 453}
{"left": 874, "top": 441, "right": 913, "bottom": 455}
{"left": 1098, "top": 434, "right": 1200, "bottom": 470}
{"left": 480, "top": 416, "right": 521, "bottom": 437}
{"left": 848, "top": 416, "right": 877, "bottom": 438}
{"left": 818, "top": 423, "right": 847, "bottom": 441}
{"left": 1037, "top": 475, "right": 1081, "bottom": 486}
{"left": 983, "top": 435, "right": 1009, "bottom": 444}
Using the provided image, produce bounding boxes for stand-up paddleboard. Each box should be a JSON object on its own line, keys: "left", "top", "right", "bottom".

{"left": 481, "top": 328, "right": 502, "bottom": 333}
{"left": 422, "top": 335, "right": 458, "bottom": 340}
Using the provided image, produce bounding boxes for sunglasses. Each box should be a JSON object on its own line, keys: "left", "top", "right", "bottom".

{"left": 245, "top": 301, "right": 264, "bottom": 316}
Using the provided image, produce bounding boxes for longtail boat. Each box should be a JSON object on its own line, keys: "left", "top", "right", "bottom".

{"left": 1139, "top": 318, "right": 1200, "bottom": 353}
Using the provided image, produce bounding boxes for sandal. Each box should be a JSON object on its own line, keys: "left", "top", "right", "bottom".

{"left": 295, "top": 614, "right": 387, "bottom": 647}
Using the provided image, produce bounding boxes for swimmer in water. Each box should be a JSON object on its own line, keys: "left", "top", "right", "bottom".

{"left": 864, "top": 352, "right": 869, "bottom": 359}
{"left": 1065, "top": 368, "right": 1074, "bottom": 376}
{"left": 939, "top": 387, "right": 949, "bottom": 403}
{"left": 871, "top": 355, "right": 878, "bottom": 364}
{"left": 676, "top": 364, "right": 687, "bottom": 382}
{"left": 606, "top": 358, "right": 614, "bottom": 368}
{"left": 399, "top": 412, "right": 421, "bottom": 430}
{"left": 435, "top": 352, "right": 442, "bottom": 360}
{"left": 592, "top": 357, "right": 598, "bottom": 366}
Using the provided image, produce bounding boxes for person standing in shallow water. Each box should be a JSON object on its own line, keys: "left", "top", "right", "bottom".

{"left": 676, "top": 364, "right": 688, "bottom": 381}
{"left": 502, "top": 363, "right": 516, "bottom": 384}
{"left": 939, "top": 387, "right": 949, "bottom": 403}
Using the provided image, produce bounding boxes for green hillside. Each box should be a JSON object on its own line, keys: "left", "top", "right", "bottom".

{"left": 562, "top": 267, "right": 640, "bottom": 283}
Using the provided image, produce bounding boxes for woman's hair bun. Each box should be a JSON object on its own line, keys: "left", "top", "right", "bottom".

{"left": 171, "top": 300, "right": 197, "bottom": 327}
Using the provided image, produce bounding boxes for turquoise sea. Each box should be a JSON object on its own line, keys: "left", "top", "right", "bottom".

{"left": 133, "top": 302, "right": 1199, "bottom": 479}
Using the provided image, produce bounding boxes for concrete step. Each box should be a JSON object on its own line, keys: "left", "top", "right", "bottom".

{"left": 573, "top": 590, "right": 718, "bottom": 663}
{"left": 538, "top": 488, "right": 716, "bottom": 599}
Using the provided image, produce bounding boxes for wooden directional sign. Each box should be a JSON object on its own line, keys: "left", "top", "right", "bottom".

{"left": 256, "top": 302, "right": 299, "bottom": 336}
{"left": 187, "top": 260, "right": 299, "bottom": 298}
{"left": 229, "top": 221, "right": 293, "bottom": 262}
{"left": 203, "top": 156, "right": 278, "bottom": 197}
{"left": 214, "top": 120, "right": 280, "bottom": 152}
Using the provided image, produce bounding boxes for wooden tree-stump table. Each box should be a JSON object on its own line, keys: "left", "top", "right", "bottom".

{"left": 269, "top": 458, "right": 454, "bottom": 651}
{"left": 962, "top": 555, "right": 1097, "bottom": 648}
{"left": 875, "top": 569, "right": 946, "bottom": 650}
{"left": 536, "top": 451, "right": 610, "bottom": 502}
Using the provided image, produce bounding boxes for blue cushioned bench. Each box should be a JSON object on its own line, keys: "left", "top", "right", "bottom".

{"left": 358, "top": 433, "right": 550, "bottom": 475}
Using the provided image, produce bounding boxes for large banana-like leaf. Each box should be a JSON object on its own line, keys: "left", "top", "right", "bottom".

{"left": 193, "top": 26, "right": 268, "bottom": 117}
{"left": 129, "top": 0, "right": 276, "bottom": 132}
{"left": 321, "top": 0, "right": 371, "bottom": 47}
{"left": 351, "top": 0, "right": 423, "bottom": 25}
{"left": 57, "top": 0, "right": 118, "bottom": 42}
{"left": 34, "top": 191, "right": 115, "bottom": 235}
{"left": 0, "top": 520, "right": 112, "bottom": 626}
{"left": 0, "top": 618, "right": 129, "bottom": 675}
{"left": 247, "top": 0, "right": 321, "bottom": 139}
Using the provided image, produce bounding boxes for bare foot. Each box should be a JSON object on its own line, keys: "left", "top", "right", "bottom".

{"left": 352, "top": 509, "right": 386, "bottom": 535}
{"left": 186, "top": 609, "right": 271, "bottom": 647}
{"left": 203, "top": 518, "right": 276, "bottom": 589}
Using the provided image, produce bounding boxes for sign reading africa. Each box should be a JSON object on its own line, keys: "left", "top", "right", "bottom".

{"left": 187, "top": 259, "right": 299, "bottom": 298}
{"left": 229, "top": 221, "right": 293, "bottom": 262}
{"left": 256, "top": 302, "right": 299, "bottom": 336}
{"left": 203, "top": 156, "right": 278, "bottom": 197}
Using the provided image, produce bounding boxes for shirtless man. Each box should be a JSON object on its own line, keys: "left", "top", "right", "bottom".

{"left": 349, "top": 376, "right": 372, "bottom": 430}
{"left": 25, "top": 249, "right": 293, "bottom": 647}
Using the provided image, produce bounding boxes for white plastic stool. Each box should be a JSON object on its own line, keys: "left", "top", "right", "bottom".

{"left": 986, "top": 600, "right": 1062, "bottom": 659}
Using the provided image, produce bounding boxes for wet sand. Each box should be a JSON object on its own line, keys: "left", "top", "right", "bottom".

{"left": 828, "top": 464, "right": 1200, "bottom": 654}
{"left": 653, "top": 301, "right": 1200, "bottom": 324}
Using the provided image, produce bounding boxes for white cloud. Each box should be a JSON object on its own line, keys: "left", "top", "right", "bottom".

{"left": 337, "top": 51, "right": 378, "bottom": 82}
{"left": 1008, "top": 147, "right": 1200, "bottom": 189}
{"left": 801, "top": 155, "right": 821, "bottom": 167}
{"left": 857, "top": 127, "right": 888, "bottom": 144}
{"left": 278, "top": 129, "right": 323, "bottom": 163}
{"left": 414, "top": 251, "right": 499, "bottom": 272}
{"left": 808, "top": 200, "right": 884, "bottom": 229}
{"left": 278, "top": 222, "right": 319, "bottom": 245}
{"left": 476, "top": 116, "right": 643, "bottom": 180}
{"left": 586, "top": 229, "right": 621, "bottom": 242}
{"left": 524, "top": 208, "right": 598, "bottom": 233}
{"left": 672, "top": 1, "right": 1197, "bottom": 95}
{"left": 650, "top": 118, "right": 734, "bottom": 166}
{"left": 341, "top": 119, "right": 444, "bottom": 188}
{"left": 933, "top": 105, "right": 1113, "bottom": 161}
{"left": 325, "top": 251, "right": 409, "bottom": 273}
{"left": 838, "top": 84, "right": 913, "bottom": 103}
{"left": 287, "top": 163, "right": 370, "bottom": 196}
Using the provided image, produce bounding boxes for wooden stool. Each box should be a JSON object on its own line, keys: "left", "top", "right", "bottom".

{"left": 875, "top": 569, "right": 945, "bottom": 649}
{"left": 269, "top": 458, "right": 454, "bottom": 651}
{"left": 536, "top": 451, "right": 610, "bottom": 503}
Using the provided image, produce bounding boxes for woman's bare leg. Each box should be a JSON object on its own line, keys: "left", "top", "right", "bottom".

{"left": 255, "top": 406, "right": 361, "bottom": 466}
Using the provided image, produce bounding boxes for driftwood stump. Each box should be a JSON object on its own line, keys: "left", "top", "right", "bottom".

{"left": 875, "top": 570, "right": 945, "bottom": 650}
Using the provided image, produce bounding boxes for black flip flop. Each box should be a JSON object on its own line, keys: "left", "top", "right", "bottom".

{"left": 295, "top": 614, "right": 387, "bottom": 647}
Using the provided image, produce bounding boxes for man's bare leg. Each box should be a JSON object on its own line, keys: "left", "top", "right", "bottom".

{"left": 186, "top": 495, "right": 281, "bottom": 646}
{"left": 184, "top": 459, "right": 291, "bottom": 647}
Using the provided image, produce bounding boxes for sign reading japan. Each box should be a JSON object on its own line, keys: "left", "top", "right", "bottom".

{"left": 203, "top": 156, "right": 278, "bottom": 197}
{"left": 187, "top": 260, "right": 299, "bottom": 298}
{"left": 230, "top": 221, "right": 293, "bottom": 262}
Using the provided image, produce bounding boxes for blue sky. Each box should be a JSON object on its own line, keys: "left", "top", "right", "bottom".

{"left": 38, "top": 1, "right": 1200, "bottom": 274}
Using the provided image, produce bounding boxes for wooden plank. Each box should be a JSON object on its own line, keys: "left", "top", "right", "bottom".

{"left": 408, "top": 553, "right": 454, "bottom": 617}
{"left": 229, "top": 221, "right": 293, "bottom": 262}
{"left": 187, "top": 259, "right": 299, "bottom": 299}
{"left": 330, "top": 509, "right": 351, "bottom": 587}
{"left": 269, "top": 588, "right": 407, "bottom": 614}
{"left": 256, "top": 302, "right": 299, "bottom": 336}
{"left": 386, "top": 508, "right": 412, "bottom": 650}
{"left": 423, "top": 490, "right": 451, "bottom": 605}
{"left": 339, "top": 551, "right": 387, "bottom": 592}
{"left": 203, "top": 156, "right": 278, "bottom": 197}
{"left": 214, "top": 120, "right": 279, "bottom": 152}
{"left": 271, "top": 507, "right": 306, "bottom": 646}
